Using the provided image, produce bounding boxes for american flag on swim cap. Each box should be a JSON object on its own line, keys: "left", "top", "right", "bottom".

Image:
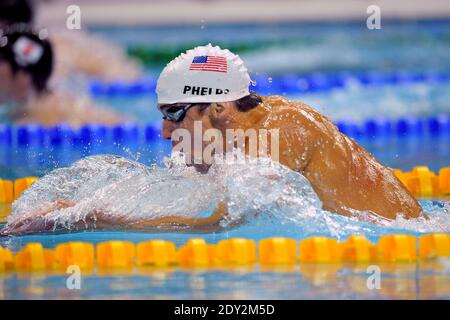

{"left": 189, "top": 55, "right": 227, "bottom": 73}
{"left": 12, "top": 36, "right": 43, "bottom": 67}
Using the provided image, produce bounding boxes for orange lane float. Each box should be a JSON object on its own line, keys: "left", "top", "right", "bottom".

{"left": 0, "top": 234, "right": 449, "bottom": 273}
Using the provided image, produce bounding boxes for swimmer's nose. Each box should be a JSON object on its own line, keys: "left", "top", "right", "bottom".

{"left": 162, "top": 119, "right": 175, "bottom": 140}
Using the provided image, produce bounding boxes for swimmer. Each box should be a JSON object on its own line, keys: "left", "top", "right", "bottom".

{"left": 0, "top": 44, "right": 425, "bottom": 236}
{"left": 0, "top": 30, "right": 126, "bottom": 126}
{"left": 0, "top": 155, "right": 231, "bottom": 236}
{"left": 156, "top": 44, "right": 424, "bottom": 221}
{"left": 0, "top": 0, "right": 34, "bottom": 29}
{"left": 0, "top": 0, "right": 142, "bottom": 81}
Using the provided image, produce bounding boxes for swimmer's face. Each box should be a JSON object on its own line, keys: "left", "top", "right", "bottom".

{"left": 0, "top": 61, "right": 15, "bottom": 103}
{"left": 161, "top": 101, "right": 237, "bottom": 171}
{"left": 161, "top": 103, "right": 209, "bottom": 138}
{"left": 0, "top": 61, "right": 32, "bottom": 104}
{"left": 161, "top": 103, "right": 212, "bottom": 170}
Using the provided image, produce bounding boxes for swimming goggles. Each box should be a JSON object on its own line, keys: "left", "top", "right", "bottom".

{"left": 158, "top": 103, "right": 195, "bottom": 122}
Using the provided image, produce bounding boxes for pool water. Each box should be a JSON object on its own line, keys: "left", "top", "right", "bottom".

{"left": 84, "top": 20, "right": 450, "bottom": 123}
{"left": 93, "top": 80, "right": 450, "bottom": 125}
{"left": 1, "top": 262, "right": 448, "bottom": 299}
{"left": 1, "top": 20, "right": 450, "bottom": 299}
{"left": 1, "top": 134, "right": 449, "bottom": 180}
{"left": 91, "top": 20, "right": 450, "bottom": 74}
{"left": 0, "top": 154, "right": 448, "bottom": 299}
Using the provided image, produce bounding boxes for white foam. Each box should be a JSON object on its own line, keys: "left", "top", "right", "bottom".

{"left": 7, "top": 153, "right": 450, "bottom": 237}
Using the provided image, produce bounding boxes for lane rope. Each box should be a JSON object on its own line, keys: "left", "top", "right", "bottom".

{"left": 0, "top": 113, "right": 449, "bottom": 147}
{"left": 89, "top": 70, "right": 450, "bottom": 96}
{"left": 1, "top": 234, "right": 449, "bottom": 273}
{"left": 0, "top": 166, "right": 448, "bottom": 205}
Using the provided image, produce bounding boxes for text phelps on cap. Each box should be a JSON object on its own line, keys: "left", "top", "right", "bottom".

{"left": 183, "top": 85, "right": 230, "bottom": 96}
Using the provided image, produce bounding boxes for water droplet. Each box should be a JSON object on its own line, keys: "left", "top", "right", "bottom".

{"left": 38, "top": 28, "right": 49, "bottom": 40}
{"left": 0, "top": 36, "right": 7, "bottom": 47}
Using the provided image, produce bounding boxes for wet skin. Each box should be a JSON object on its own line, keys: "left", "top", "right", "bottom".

{"left": 0, "top": 201, "right": 228, "bottom": 236}
{"left": 0, "top": 95, "right": 424, "bottom": 236}
{"left": 0, "top": 61, "right": 125, "bottom": 126}
{"left": 163, "top": 95, "right": 424, "bottom": 220}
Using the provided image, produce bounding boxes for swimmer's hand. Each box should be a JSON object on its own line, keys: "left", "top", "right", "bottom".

{"left": 0, "top": 200, "right": 76, "bottom": 236}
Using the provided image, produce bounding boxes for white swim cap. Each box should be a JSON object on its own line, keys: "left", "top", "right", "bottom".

{"left": 156, "top": 44, "right": 251, "bottom": 104}
{"left": 12, "top": 36, "right": 44, "bottom": 67}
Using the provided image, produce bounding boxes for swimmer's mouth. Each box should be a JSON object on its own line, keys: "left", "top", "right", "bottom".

{"left": 167, "top": 154, "right": 210, "bottom": 173}
{"left": 193, "top": 163, "right": 211, "bottom": 174}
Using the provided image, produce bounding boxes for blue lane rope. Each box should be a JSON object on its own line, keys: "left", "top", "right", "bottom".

{"left": 0, "top": 123, "right": 161, "bottom": 147}
{"left": 89, "top": 71, "right": 450, "bottom": 96}
{"left": 336, "top": 115, "right": 450, "bottom": 139}
{"left": 0, "top": 114, "right": 449, "bottom": 147}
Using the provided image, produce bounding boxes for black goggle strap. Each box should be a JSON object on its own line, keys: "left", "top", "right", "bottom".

{"left": 160, "top": 103, "right": 193, "bottom": 121}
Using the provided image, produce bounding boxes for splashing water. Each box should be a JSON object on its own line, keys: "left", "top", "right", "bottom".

{"left": 7, "top": 153, "right": 450, "bottom": 240}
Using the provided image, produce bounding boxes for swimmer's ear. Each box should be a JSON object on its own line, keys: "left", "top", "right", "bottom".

{"left": 208, "top": 102, "right": 232, "bottom": 121}
{"left": 210, "top": 103, "right": 224, "bottom": 115}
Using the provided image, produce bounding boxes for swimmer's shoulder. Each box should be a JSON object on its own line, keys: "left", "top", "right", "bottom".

{"left": 262, "top": 95, "right": 323, "bottom": 120}
{"left": 262, "top": 95, "right": 338, "bottom": 137}
{"left": 29, "top": 91, "right": 74, "bottom": 113}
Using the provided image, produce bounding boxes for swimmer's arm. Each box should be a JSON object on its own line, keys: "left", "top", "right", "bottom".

{"left": 292, "top": 104, "right": 425, "bottom": 220}
{"left": 16, "top": 93, "right": 127, "bottom": 126}
{"left": 0, "top": 200, "right": 76, "bottom": 236}
{"left": 53, "top": 33, "right": 142, "bottom": 81}
{"left": 0, "top": 201, "right": 230, "bottom": 236}
{"left": 124, "top": 202, "right": 229, "bottom": 231}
